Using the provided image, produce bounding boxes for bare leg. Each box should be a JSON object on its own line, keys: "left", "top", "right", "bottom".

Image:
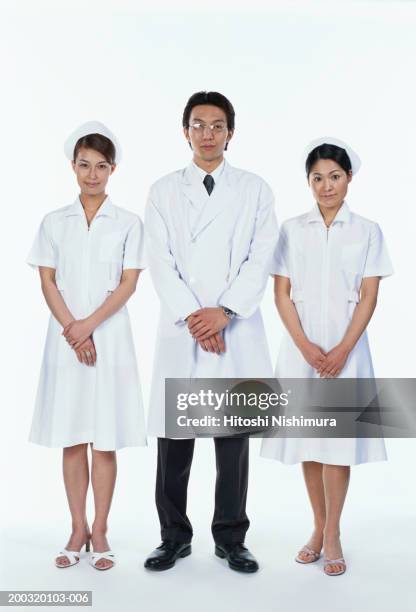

{"left": 90, "top": 445, "right": 117, "bottom": 569}
{"left": 56, "top": 444, "right": 90, "bottom": 567}
{"left": 322, "top": 464, "right": 350, "bottom": 574}
{"left": 297, "top": 461, "right": 326, "bottom": 561}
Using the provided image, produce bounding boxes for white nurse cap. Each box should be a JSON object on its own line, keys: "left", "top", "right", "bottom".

{"left": 64, "top": 120, "right": 121, "bottom": 163}
{"left": 304, "top": 136, "right": 361, "bottom": 174}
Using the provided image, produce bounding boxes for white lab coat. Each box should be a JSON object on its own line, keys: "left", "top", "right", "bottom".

{"left": 261, "top": 202, "right": 394, "bottom": 465}
{"left": 27, "top": 196, "right": 147, "bottom": 450}
{"left": 145, "top": 160, "right": 278, "bottom": 437}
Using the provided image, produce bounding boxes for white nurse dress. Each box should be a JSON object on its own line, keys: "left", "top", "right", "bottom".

{"left": 260, "top": 202, "right": 393, "bottom": 465}
{"left": 27, "top": 196, "right": 147, "bottom": 450}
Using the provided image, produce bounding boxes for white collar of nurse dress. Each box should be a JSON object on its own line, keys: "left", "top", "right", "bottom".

{"left": 305, "top": 201, "right": 352, "bottom": 225}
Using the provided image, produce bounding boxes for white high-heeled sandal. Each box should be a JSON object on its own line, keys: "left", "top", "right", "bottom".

{"left": 55, "top": 540, "right": 90, "bottom": 568}
{"left": 89, "top": 550, "right": 116, "bottom": 571}
{"left": 323, "top": 557, "right": 346, "bottom": 576}
{"left": 295, "top": 545, "right": 321, "bottom": 564}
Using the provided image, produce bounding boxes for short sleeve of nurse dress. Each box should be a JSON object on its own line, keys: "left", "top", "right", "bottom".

{"left": 261, "top": 202, "right": 393, "bottom": 465}
{"left": 27, "top": 196, "right": 147, "bottom": 450}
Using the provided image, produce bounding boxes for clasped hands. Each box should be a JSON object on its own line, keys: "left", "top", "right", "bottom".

{"left": 62, "top": 319, "right": 97, "bottom": 366}
{"left": 301, "top": 340, "right": 351, "bottom": 378}
{"left": 187, "top": 307, "right": 230, "bottom": 354}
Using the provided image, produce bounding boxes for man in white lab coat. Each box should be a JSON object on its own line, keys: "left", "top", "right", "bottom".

{"left": 144, "top": 91, "right": 278, "bottom": 572}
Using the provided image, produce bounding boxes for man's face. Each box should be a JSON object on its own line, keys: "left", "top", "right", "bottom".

{"left": 184, "top": 104, "right": 233, "bottom": 163}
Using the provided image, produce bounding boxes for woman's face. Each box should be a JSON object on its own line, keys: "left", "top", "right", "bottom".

{"left": 308, "top": 158, "right": 352, "bottom": 210}
{"left": 72, "top": 147, "right": 115, "bottom": 196}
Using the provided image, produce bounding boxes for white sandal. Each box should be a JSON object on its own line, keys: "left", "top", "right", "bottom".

{"left": 89, "top": 550, "right": 116, "bottom": 571}
{"left": 55, "top": 538, "right": 90, "bottom": 568}
{"left": 295, "top": 545, "right": 321, "bottom": 564}
{"left": 323, "top": 557, "right": 346, "bottom": 576}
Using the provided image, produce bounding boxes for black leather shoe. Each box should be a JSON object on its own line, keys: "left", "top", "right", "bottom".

{"left": 144, "top": 541, "right": 192, "bottom": 571}
{"left": 215, "top": 543, "right": 259, "bottom": 573}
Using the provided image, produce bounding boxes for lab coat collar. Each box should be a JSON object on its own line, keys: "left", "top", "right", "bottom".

{"left": 183, "top": 158, "right": 231, "bottom": 186}
{"left": 64, "top": 195, "right": 116, "bottom": 219}
{"left": 191, "top": 158, "right": 225, "bottom": 183}
{"left": 306, "top": 201, "right": 351, "bottom": 225}
{"left": 181, "top": 159, "right": 235, "bottom": 240}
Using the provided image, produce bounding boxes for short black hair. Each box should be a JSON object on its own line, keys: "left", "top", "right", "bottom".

{"left": 73, "top": 133, "right": 116, "bottom": 164}
{"left": 306, "top": 143, "right": 352, "bottom": 177}
{"left": 182, "top": 91, "right": 235, "bottom": 130}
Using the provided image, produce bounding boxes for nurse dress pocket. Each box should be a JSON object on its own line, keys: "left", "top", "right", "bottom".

{"left": 55, "top": 277, "right": 65, "bottom": 293}
{"left": 341, "top": 243, "right": 366, "bottom": 267}
{"left": 99, "top": 231, "right": 125, "bottom": 260}
{"left": 341, "top": 242, "right": 366, "bottom": 287}
{"left": 346, "top": 289, "right": 360, "bottom": 322}
{"left": 291, "top": 289, "right": 305, "bottom": 324}
{"left": 99, "top": 230, "right": 125, "bottom": 284}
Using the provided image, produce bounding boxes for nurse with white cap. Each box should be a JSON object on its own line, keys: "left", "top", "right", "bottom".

{"left": 261, "top": 137, "right": 393, "bottom": 576}
{"left": 27, "top": 121, "right": 147, "bottom": 570}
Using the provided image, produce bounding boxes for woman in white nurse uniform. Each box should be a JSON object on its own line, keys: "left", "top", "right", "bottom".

{"left": 27, "top": 121, "right": 146, "bottom": 570}
{"left": 261, "top": 137, "right": 393, "bottom": 576}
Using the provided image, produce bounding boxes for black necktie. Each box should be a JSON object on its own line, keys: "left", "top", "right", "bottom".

{"left": 203, "top": 174, "right": 215, "bottom": 195}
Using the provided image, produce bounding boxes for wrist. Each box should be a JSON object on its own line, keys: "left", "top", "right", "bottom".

{"left": 295, "top": 335, "right": 310, "bottom": 352}
{"left": 85, "top": 314, "right": 98, "bottom": 332}
{"left": 62, "top": 316, "right": 75, "bottom": 328}
{"left": 339, "top": 340, "right": 353, "bottom": 354}
{"left": 220, "top": 305, "right": 236, "bottom": 320}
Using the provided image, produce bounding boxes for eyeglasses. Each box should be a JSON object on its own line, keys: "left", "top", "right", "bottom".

{"left": 188, "top": 122, "right": 227, "bottom": 134}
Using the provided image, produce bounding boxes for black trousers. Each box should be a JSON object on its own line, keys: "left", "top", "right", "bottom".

{"left": 155, "top": 437, "right": 250, "bottom": 545}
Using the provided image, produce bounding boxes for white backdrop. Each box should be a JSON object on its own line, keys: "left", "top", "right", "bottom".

{"left": 1, "top": 2, "right": 415, "bottom": 611}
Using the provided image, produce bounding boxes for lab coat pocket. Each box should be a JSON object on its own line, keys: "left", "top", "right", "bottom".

{"left": 99, "top": 231, "right": 125, "bottom": 262}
